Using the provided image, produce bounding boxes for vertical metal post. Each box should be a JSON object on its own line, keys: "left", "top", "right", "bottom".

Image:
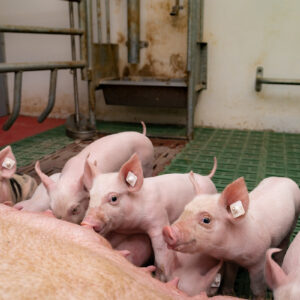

{"left": 186, "top": 0, "right": 203, "bottom": 140}
{"left": 105, "top": 0, "right": 110, "bottom": 44}
{"left": 97, "top": 0, "right": 102, "bottom": 43}
{"left": 0, "top": 33, "right": 9, "bottom": 116}
{"left": 86, "top": 0, "right": 96, "bottom": 128}
{"left": 79, "top": 0, "right": 87, "bottom": 80}
{"left": 38, "top": 69, "right": 58, "bottom": 123}
{"left": 127, "top": 0, "right": 140, "bottom": 64}
{"left": 69, "top": 1, "right": 80, "bottom": 126}
{"left": 3, "top": 71, "right": 22, "bottom": 130}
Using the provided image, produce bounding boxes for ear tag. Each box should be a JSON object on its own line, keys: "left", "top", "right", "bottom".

{"left": 230, "top": 200, "right": 245, "bottom": 218}
{"left": 211, "top": 273, "right": 221, "bottom": 288}
{"left": 126, "top": 171, "right": 137, "bottom": 187}
{"left": 2, "top": 157, "right": 15, "bottom": 170}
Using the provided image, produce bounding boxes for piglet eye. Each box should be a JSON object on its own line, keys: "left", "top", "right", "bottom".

{"left": 202, "top": 217, "right": 211, "bottom": 224}
{"left": 111, "top": 196, "right": 117, "bottom": 202}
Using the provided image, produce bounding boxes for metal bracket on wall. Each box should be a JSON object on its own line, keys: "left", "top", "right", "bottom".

{"left": 186, "top": 0, "right": 207, "bottom": 140}
{"left": 255, "top": 66, "right": 300, "bottom": 92}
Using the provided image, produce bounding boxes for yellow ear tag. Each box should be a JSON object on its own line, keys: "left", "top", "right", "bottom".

{"left": 2, "top": 157, "right": 15, "bottom": 170}
{"left": 211, "top": 273, "right": 221, "bottom": 288}
{"left": 230, "top": 200, "right": 245, "bottom": 218}
{"left": 126, "top": 171, "right": 137, "bottom": 187}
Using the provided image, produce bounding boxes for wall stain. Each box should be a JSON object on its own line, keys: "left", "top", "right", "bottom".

{"left": 169, "top": 54, "right": 184, "bottom": 74}
{"left": 117, "top": 32, "right": 125, "bottom": 44}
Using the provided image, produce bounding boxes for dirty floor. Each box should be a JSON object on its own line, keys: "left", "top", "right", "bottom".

{"left": 2, "top": 120, "right": 300, "bottom": 299}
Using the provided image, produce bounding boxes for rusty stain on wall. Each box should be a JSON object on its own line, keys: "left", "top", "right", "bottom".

{"left": 119, "top": 0, "right": 188, "bottom": 80}
{"left": 20, "top": 94, "right": 87, "bottom": 118}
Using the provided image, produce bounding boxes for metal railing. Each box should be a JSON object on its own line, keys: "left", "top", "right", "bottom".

{"left": 255, "top": 66, "right": 300, "bottom": 92}
{"left": 0, "top": 0, "right": 95, "bottom": 137}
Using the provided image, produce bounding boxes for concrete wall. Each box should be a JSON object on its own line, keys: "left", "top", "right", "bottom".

{"left": 1, "top": 0, "right": 300, "bottom": 132}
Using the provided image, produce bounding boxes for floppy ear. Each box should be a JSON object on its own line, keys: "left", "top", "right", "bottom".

{"left": 219, "top": 177, "right": 249, "bottom": 220}
{"left": 265, "top": 248, "right": 288, "bottom": 291}
{"left": 83, "top": 157, "right": 99, "bottom": 191}
{"left": 0, "top": 146, "right": 17, "bottom": 179}
{"left": 119, "top": 153, "right": 144, "bottom": 192}
{"left": 35, "top": 161, "right": 56, "bottom": 194}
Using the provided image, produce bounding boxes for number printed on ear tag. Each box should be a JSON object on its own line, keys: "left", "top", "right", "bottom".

{"left": 126, "top": 171, "right": 137, "bottom": 187}
{"left": 2, "top": 157, "right": 15, "bottom": 170}
{"left": 230, "top": 200, "right": 245, "bottom": 218}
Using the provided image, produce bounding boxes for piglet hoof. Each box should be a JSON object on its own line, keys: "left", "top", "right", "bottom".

{"left": 3, "top": 201, "right": 13, "bottom": 207}
{"left": 14, "top": 204, "right": 23, "bottom": 210}
{"left": 141, "top": 265, "right": 156, "bottom": 275}
{"left": 81, "top": 223, "right": 93, "bottom": 230}
{"left": 117, "top": 250, "right": 131, "bottom": 258}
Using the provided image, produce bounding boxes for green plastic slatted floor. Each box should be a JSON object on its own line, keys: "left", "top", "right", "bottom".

{"left": 5, "top": 121, "right": 300, "bottom": 299}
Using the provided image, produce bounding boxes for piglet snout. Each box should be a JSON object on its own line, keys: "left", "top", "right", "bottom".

{"left": 81, "top": 218, "right": 104, "bottom": 233}
{"left": 162, "top": 226, "right": 178, "bottom": 247}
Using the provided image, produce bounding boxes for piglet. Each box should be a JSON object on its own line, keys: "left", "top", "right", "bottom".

{"left": 81, "top": 153, "right": 217, "bottom": 281}
{"left": 35, "top": 123, "right": 154, "bottom": 224}
{"left": 0, "top": 146, "right": 37, "bottom": 204}
{"left": 265, "top": 230, "right": 300, "bottom": 300}
{"left": 14, "top": 173, "right": 60, "bottom": 212}
{"left": 163, "top": 176, "right": 300, "bottom": 299}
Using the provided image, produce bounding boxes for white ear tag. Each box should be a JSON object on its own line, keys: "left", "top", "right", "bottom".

{"left": 2, "top": 157, "right": 15, "bottom": 170}
{"left": 230, "top": 200, "right": 245, "bottom": 218}
{"left": 211, "top": 273, "right": 221, "bottom": 288}
{"left": 126, "top": 171, "right": 137, "bottom": 187}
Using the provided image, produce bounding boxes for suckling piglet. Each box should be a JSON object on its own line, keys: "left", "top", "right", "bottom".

{"left": 14, "top": 173, "right": 61, "bottom": 212}
{"left": 0, "top": 146, "right": 37, "bottom": 204}
{"left": 163, "top": 176, "right": 300, "bottom": 299}
{"left": 35, "top": 123, "right": 154, "bottom": 224}
{"left": 265, "top": 230, "right": 300, "bottom": 300}
{"left": 81, "top": 153, "right": 217, "bottom": 281}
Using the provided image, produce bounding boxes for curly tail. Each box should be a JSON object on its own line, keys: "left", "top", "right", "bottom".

{"left": 207, "top": 157, "right": 217, "bottom": 179}
{"left": 141, "top": 121, "right": 146, "bottom": 135}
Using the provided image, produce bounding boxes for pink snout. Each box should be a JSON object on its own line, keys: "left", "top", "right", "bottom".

{"left": 81, "top": 217, "right": 105, "bottom": 233}
{"left": 162, "top": 226, "right": 178, "bottom": 248}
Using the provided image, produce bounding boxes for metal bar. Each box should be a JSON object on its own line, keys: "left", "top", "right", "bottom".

{"left": 3, "top": 71, "right": 22, "bottom": 130}
{"left": 69, "top": 1, "right": 80, "bottom": 126}
{"left": 0, "top": 25, "right": 83, "bottom": 36}
{"left": 38, "top": 69, "right": 58, "bottom": 123}
{"left": 86, "top": 0, "right": 96, "bottom": 127}
{"left": 79, "top": 0, "right": 87, "bottom": 80}
{"left": 0, "top": 33, "right": 9, "bottom": 116}
{"left": 255, "top": 66, "right": 300, "bottom": 92}
{"left": 105, "top": 0, "right": 110, "bottom": 43}
{"left": 97, "top": 0, "right": 102, "bottom": 43}
{"left": 127, "top": 0, "right": 140, "bottom": 64}
{"left": 0, "top": 61, "right": 86, "bottom": 73}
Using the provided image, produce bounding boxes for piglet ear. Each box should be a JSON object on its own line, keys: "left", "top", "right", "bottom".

{"left": 83, "top": 157, "right": 99, "bottom": 191}
{"left": 199, "top": 260, "right": 223, "bottom": 292}
{"left": 220, "top": 177, "right": 249, "bottom": 219}
{"left": 35, "top": 161, "right": 56, "bottom": 194}
{"left": 0, "top": 146, "right": 17, "bottom": 179}
{"left": 265, "top": 248, "right": 288, "bottom": 291}
{"left": 119, "top": 153, "right": 144, "bottom": 192}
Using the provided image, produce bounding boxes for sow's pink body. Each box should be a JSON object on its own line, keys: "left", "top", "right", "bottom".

{"left": 35, "top": 125, "right": 154, "bottom": 224}
{"left": 265, "top": 231, "right": 300, "bottom": 300}
{"left": 163, "top": 177, "right": 300, "bottom": 299}
{"left": 0, "top": 204, "right": 243, "bottom": 300}
{"left": 81, "top": 153, "right": 218, "bottom": 282}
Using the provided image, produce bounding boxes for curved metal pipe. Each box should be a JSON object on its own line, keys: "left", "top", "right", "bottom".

{"left": 3, "top": 71, "right": 22, "bottom": 130}
{"left": 38, "top": 69, "right": 57, "bottom": 123}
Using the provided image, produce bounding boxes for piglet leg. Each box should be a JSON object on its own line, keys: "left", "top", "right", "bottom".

{"left": 248, "top": 259, "right": 266, "bottom": 300}
{"left": 148, "top": 225, "right": 178, "bottom": 281}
